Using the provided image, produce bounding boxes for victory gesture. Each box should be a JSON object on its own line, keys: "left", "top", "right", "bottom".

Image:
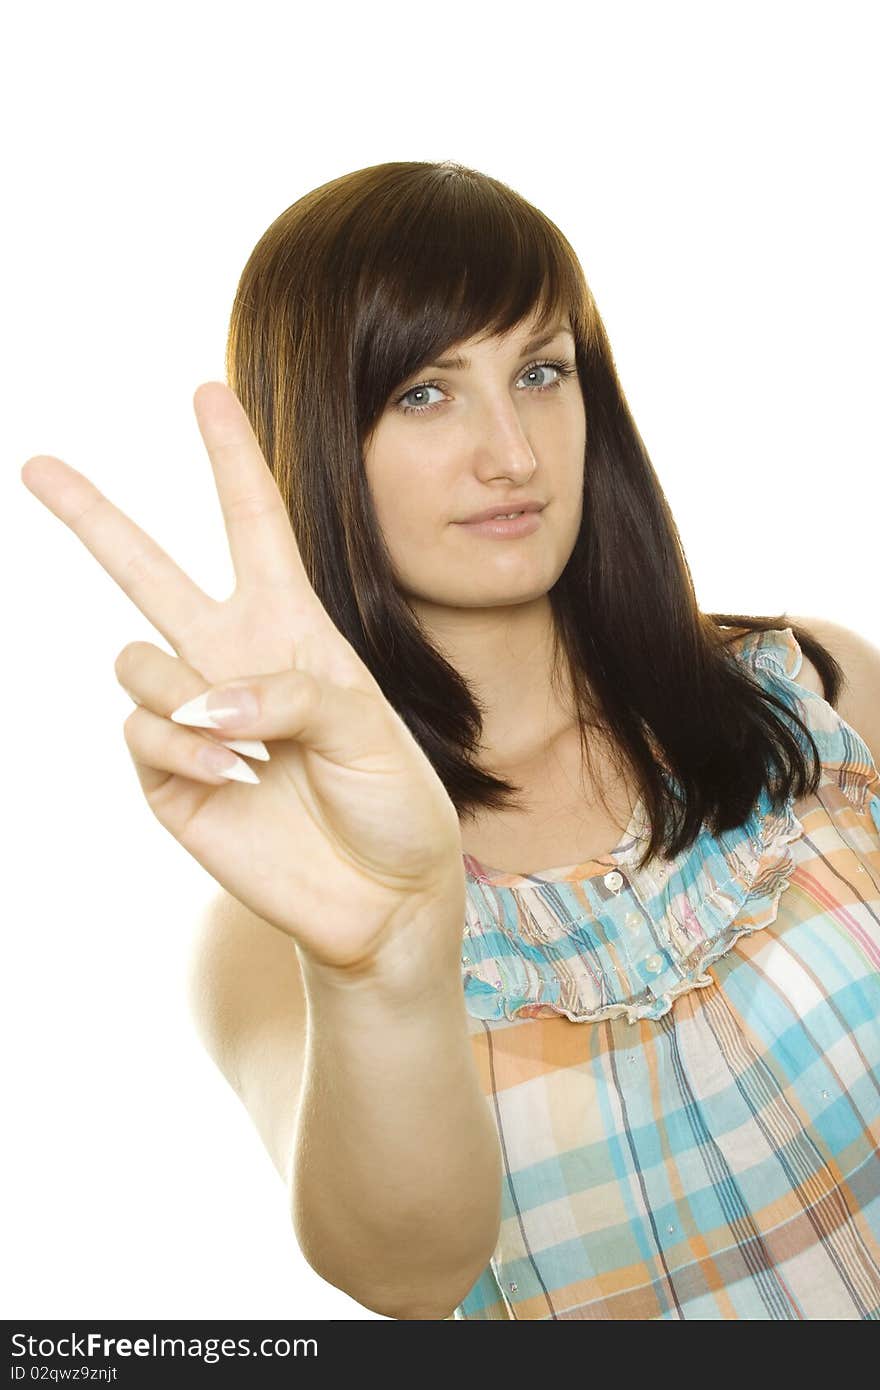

{"left": 20, "top": 383, "right": 465, "bottom": 972}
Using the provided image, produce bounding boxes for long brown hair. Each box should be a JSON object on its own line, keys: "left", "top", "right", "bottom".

{"left": 225, "top": 159, "right": 843, "bottom": 870}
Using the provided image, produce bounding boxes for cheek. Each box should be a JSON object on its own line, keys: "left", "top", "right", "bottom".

{"left": 379, "top": 449, "right": 450, "bottom": 523}
{"left": 374, "top": 472, "right": 442, "bottom": 551}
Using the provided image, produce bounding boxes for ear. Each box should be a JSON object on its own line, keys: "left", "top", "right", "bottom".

{"left": 788, "top": 616, "right": 880, "bottom": 771}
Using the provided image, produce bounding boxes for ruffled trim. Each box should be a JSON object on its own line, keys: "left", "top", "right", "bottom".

{"left": 460, "top": 625, "right": 874, "bottom": 1027}
{"left": 736, "top": 625, "right": 880, "bottom": 814}
{"left": 462, "top": 784, "right": 803, "bottom": 1025}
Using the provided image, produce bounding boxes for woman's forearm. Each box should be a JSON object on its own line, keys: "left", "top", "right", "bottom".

{"left": 292, "top": 915, "right": 502, "bottom": 1321}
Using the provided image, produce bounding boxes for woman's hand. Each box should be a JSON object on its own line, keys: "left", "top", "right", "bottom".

{"left": 21, "top": 383, "right": 465, "bottom": 972}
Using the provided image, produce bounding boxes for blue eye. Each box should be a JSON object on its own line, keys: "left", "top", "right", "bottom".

{"left": 395, "top": 358, "right": 578, "bottom": 416}
{"left": 398, "top": 382, "right": 445, "bottom": 414}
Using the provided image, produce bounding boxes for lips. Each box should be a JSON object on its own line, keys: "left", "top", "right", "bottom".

{"left": 458, "top": 500, "right": 545, "bottom": 524}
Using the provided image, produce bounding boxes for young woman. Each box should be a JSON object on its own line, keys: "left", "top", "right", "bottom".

{"left": 22, "top": 160, "right": 880, "bottom": 1320}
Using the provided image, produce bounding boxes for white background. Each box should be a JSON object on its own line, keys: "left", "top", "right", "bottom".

{"left": 4, "top": 0, "right": 878, "bottom": 1321}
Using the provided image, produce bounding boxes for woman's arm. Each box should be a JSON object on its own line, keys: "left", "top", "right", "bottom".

{"left": 188, "top": 889, "right": 502, "bottom": 1320}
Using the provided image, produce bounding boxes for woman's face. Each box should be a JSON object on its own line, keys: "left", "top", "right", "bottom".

{"left": 362, "top": 313, "right": 586, "bottom": 616}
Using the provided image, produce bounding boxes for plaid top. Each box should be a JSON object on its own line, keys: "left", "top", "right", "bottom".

{"left": 452, "top": 627, "right": 880, "bottom": 1319}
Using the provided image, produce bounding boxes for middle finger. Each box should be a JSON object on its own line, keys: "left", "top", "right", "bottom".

{"left": 192, "top": 382, "right": 321, "bottom": 599}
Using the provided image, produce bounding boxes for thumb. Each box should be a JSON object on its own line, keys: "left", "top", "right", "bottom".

{"left": 170, "top": 668, "right": 391, "bottom": 764}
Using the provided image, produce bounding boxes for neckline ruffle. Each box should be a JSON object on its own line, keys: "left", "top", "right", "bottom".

{"left": 461, "top": 782, "right": 804, "bottom": 1025}
{"left": 459, "top": 625, "right": 878, "bottom": 1027}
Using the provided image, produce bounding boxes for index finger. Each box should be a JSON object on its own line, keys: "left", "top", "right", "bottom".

{"left": 193, "top": 382, "right": 316, "bottom": 597}
{"left": 20, "top": 455, "right": 209, "bottom": 650}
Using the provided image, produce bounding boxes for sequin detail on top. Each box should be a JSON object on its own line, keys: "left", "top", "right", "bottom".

{"left": 459, "top": 626, "right": 879, "bottom": 1026}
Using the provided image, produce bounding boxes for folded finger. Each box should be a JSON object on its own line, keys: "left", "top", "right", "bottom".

{"left": 114, "top": 640, "right": 269, "bottom": 761}
{"left": 122, "top": 704, "right": 260, "bottom": 795}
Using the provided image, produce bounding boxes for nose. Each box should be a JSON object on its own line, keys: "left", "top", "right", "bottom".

{"left": 470, "top": 395, "right": 538, "bottom": 483}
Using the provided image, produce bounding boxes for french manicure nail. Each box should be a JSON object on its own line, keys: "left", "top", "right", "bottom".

{"left": 171, "top": 686, "right": 259, "bottom": 729}
{"left": 220, "top": 737, "right": 270, "bottom": 762}
{"left": 199, "top": 743, "right": 261, "bottom": 783}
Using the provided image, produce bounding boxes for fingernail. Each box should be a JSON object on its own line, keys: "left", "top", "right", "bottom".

{"left": 219, "top": 737, "right": 270, "bottom": 762}
{"left": 199, "top": 743, "right": 261, "bottom": 784}
{"left": 170, "top": 687, "right": 260, "bottom": 729}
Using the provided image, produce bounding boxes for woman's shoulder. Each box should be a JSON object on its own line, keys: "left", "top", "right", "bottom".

{"left": 723, "top": 619, "right": 880, "bottom": 797}
{"left": 733, "top": 616, "right": 880, "bottom": 774}
{"left": 721, "top": 622, "right": 808, "bottom": 681}
{"left": 720, "top": 620, "right": 835, "bottom": 700}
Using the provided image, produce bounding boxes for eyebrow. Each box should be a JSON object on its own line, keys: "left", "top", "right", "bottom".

{"left": 426, "top": 324, "right": 574, "bottom": 372}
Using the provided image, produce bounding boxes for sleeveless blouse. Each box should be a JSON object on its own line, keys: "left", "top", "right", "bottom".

{"left": 451, "top": 626, "right": 880, "bottom": 1319}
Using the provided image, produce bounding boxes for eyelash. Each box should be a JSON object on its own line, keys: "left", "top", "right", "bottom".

{"left": 394, "top": 358, "right": 578, "bottom": 416}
